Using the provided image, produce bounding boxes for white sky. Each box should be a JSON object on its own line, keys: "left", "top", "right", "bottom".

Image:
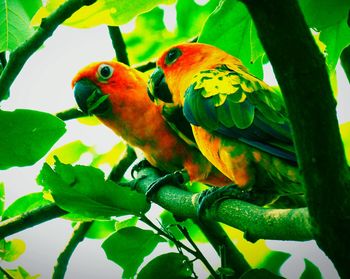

{"left": 1, "top": 13, "right": 348, "bottom": 278}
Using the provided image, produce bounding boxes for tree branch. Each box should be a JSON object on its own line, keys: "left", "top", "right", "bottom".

{"left": 134, "top": 61, "right": 156, "bottom": 73}
{"left": 52, "top": 221, "right": 93, "bottom": 279}
{"left": 133, "top": 167, "right": 313, "bottom": 242}
{"left": 240, "top": 0, "right": 350, "bottom": 277}
{"left": 340, "top": 44, "right": 350, "bottom": 84}
{"left": 0, "top": 204, "right": 67, "bottom": 239}
{"left": 108, "top": 144, "right": 136, "bottom": 182}
{"left": 195, "top": 219, "right": 250, "bottom": 278}
{"left": 0, "top": 0, "right": 97, "bottom": 101}
{"left": 108, "top": 26, "right": 130, "bottom": 66}
{"left": 55, "top": 108, "right": 87, "bottom": 121}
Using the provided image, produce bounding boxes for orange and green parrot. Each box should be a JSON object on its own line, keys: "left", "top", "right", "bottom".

{"left": 71, "top": 61, "right": 231, "bottom": 194}
{"left": 148, "top": 43, "right": 305, "bottom": 207}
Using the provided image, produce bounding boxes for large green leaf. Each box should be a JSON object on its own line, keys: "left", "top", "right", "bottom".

{"left": 37, "top": 159, "right": 150, "bottom": 219}
{"left": 0, "top": 109, "right": 66, "bottom": 170}
{"left": 0, "top": 0, "right": 41, "bottom": 52}
{"left": 298, "top": 0, "right": 350, "bottom": 30}
{"left": 2, "top": 192, "right": 51, "bottom": 220}
{"left": 319, "top": 17, "right": 350, "bottom": 70}
{"left": 32, "top": 0, "right": 175, "bottom": 28}
{"left": 102, "top": 227, "right": 166, "bottom": 278}
{"left": 138, "top": 252, "right": 193, "bottom": 279}
{"left": 198, "top": 0, "right": 265, "bottom": 77}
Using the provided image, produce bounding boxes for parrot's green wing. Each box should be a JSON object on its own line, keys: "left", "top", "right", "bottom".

{"left": 183, "top": 64, "right": 296, "bottom": 162}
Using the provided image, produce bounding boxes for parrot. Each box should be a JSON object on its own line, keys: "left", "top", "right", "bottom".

{"left": 71, "top": 60, "right": 231, "bottom": 195}
{"left": 148, "top": 43, "right": 305, "bottom": 208}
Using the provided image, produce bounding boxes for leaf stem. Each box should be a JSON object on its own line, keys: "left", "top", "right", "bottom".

{"left": 177, "top": 225, "right": 219, "bottom": 279}
{"left": 0, "top": 266, "right": 15, "bottom": 279}
{"left": 139, "top": 215, "right": 196, "bottom": 255}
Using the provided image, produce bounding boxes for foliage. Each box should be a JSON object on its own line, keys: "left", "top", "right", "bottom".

{"left": 0, "top": 0, "right": 349, "bottom": 278}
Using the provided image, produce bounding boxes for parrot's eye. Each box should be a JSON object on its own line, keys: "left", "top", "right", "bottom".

{"left": 165, "top": 48, "right": 182, "bottom": 65}
{"left": 97, "top": 64, "right": 114, "bottom": 81}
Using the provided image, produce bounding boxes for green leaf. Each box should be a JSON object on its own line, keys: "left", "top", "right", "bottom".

{"left": 125, "top": 1, "right": 219, "bottom": 65}
{"left": 102, "top": 227, "right": 166, "bottom": 278}
{"left": 319, "top": 17, "right": 350, "bottom": 70}
{"left": 0, "top": 0, "right": 41, "bottom": 52}
{"left": 85, "top": 220, "right": 116, "bottom": 239}
{"left": 0, "top": 109, "right": 66, "bottom": 170}
{"left": 46, "top": 140, "right": 91, "bottom": 165}
{"left": 240, "top": 269, "right": 284, "bottom": 279}
{"left": 298, "top": 0, "right": 350, "bottom": 30}
{"left": 340, "top": 122, "right": 350, "bottom": 164}
{"left": 5, "top": 266, "right": 40, "bottom": 279}
{"left": 2, "top": 192, "right": 51, "bottom": 220}
{"left": 115, "top": 216, "right": 139, "bottom": 231}
{"left": 0, "top": 182, "right": 4, "bottom": 216}
{"left": 0, "top": 239, "right": 26, "bottom": 262}
{"left": 256, "top": 250, "right": 290, "bottom": 276}
{"left": 37, "top": 160, "right": 150, "bottom": 219}
{"left": 300, "top": 259, "right": 322, "bottom": 279}
{"left": 198, "top": 0, "right": 265, "bottom": 77}
{"left": 137, "top": 252, "right": 193, "bottom": 279}
{"left": 32, "top": 0, "right": 175, "bottom": 28}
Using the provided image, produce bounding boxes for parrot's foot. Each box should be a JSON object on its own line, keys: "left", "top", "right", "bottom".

{"left": 131, "top": 159, "right": 153, "bottom": 179}
{"left": 119, "top": 175, "right": 147, "bottom": 190}
{"left": 197, "top": 185, "right": 274, "bottom": 218}
{"left": 145, "top": 170, "right": 187, "bottom": 199}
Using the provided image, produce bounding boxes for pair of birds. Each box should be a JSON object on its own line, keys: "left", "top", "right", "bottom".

{"left": 72, "top": 43, "right": 304, "bottom": 210}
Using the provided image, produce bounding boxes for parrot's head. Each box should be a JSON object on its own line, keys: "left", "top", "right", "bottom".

{"left": 72, "top": 61, "right": 148, "bottom": 116}
{"left": 148, "top": 43, "right": 240, "bottom": 106}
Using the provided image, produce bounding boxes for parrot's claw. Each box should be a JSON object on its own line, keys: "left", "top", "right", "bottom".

{"left": 145, "top": 170, "right": 187, "bottom": 200}
{"left": 197, "top": 185, "right": 272, "bottom": 218}
{"left": 131, "top": 159, "right": 153, "bottom": 179}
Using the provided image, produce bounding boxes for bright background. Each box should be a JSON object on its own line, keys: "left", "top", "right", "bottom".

{"left": 1, "top": 3, "right": 350, "bottom": 278}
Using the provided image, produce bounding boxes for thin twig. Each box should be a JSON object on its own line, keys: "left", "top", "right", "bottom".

{"left": 134, "top": 61, "right": 156, "bottom": 72}
{"left": 108, "top": 145, "right": 137, "bottom": 182}
{"left": 195, "top": 219, "right": 250, "bottom": 278}
{"left": 108, "top": 26, "right": 130, "bottom": 66}
{"left": 178, "top": 225, "right": 219, "bottom": 279}
{"left": 0, "top": 0, "right": 97, "bottom": 101}
{"left": 52, "top": 221, "right": 93, "bottom": 279}
{"left": 139, "top": 215, "right": 196, "bottom": 255}
{"left": 0, "top": 266, "right": 15, "bottom": 279}
{"left": 55, "top": 108, "right": 87, "bottom": 121}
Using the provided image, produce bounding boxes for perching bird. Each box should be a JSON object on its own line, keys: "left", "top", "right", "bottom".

{"left": 148, "top": 43, "right": 305, "bottom": 207}
{"left": 72, "top": 61, "right": 231, "bottom": 194}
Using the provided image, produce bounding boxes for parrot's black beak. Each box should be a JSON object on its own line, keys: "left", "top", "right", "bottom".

{"left": 73, "top": 79, "right": 111, "bottom": 115}
{"left": 147, "top": 67, "right": 173, "bottom": 103}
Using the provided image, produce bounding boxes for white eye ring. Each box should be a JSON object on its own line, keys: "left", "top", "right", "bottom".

{"left": 97, "top": 64, "right": 114, "bottom": 81}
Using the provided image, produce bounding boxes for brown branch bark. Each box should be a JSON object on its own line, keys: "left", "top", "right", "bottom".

{"left": 240, "top": 0, "right": 350, "bottom": 277}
